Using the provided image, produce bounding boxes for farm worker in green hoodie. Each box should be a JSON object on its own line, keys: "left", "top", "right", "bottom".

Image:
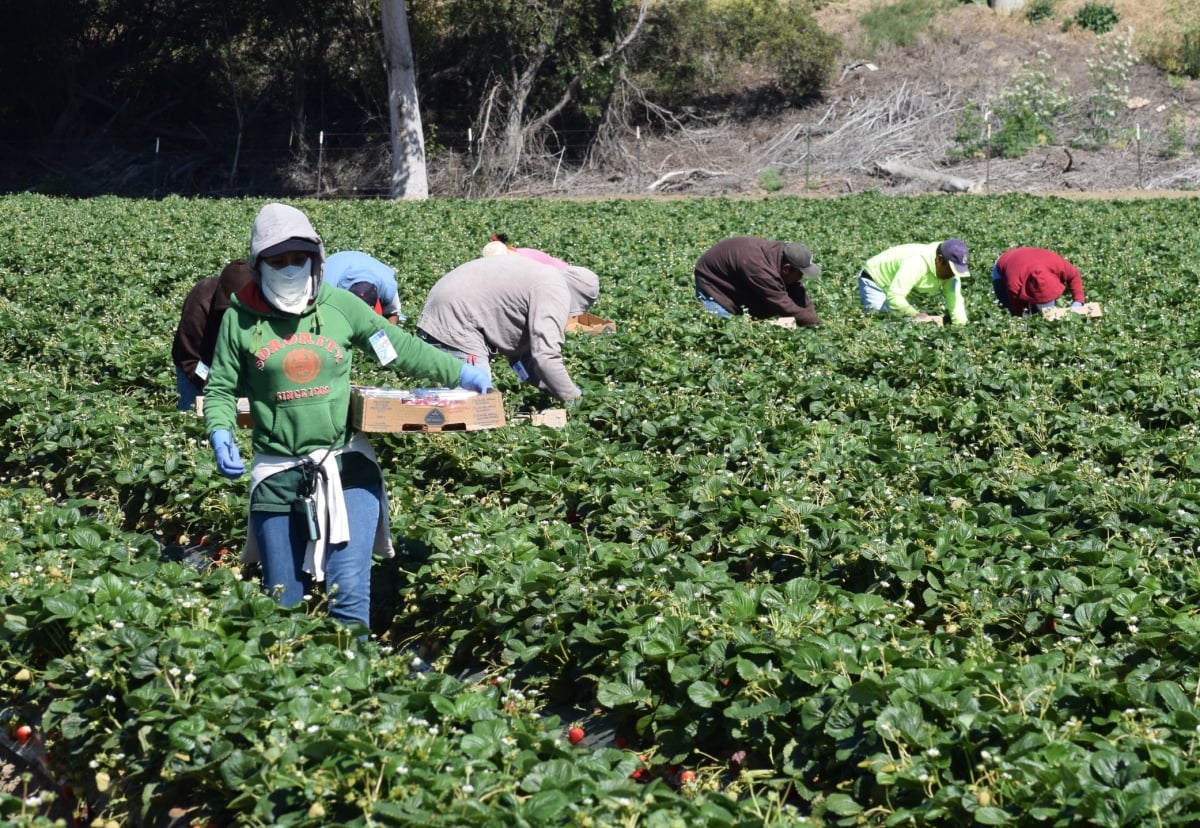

{"left": 204, "top": 203, "right": 492, "bottom": 629}
{"left": 858, "top": 239, "right": 971, "bottom": 325}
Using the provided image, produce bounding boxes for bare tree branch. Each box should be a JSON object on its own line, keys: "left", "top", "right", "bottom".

{"left": 524, "top": 0, "right": 651, "bottom": 135}
{"left": 647, "top": 167, "right": 726, "bottom": 192}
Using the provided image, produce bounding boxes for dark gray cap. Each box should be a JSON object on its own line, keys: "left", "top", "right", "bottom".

{"left": 258, "top": 237, "right": 322, "bottom": 261}
{"left": 783, "top": 243, "right": 821, "bottom": 278}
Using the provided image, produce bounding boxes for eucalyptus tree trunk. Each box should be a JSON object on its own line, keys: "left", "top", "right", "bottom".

{"left": 381, "top": 0, "right": 428, "bottom": 200}
{"left": 990, "top": 0, "right": 1027, "bottom": 12}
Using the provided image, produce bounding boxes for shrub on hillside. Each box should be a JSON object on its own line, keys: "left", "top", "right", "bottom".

{"left": 1073, "top": 1, "right": 1120, "bottom": 33}
{"left": 1024, "top": 0, "right": 1057, "bottom": 24}
{"left": 1143, "top": 0, "right": 1200, "bottom": 79}
{"left": 860, "top": 0, "right": 951, "bottom": 50}
{"left": 629, "top": 0, "right": 840, "bottom": 107}
{"left": 1146, "top": 33, "right": 1200, "bottom": 78}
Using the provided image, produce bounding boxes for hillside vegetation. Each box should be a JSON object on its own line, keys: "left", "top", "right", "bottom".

{"left": 2, "top": 0, "right": 1196, "bottom": 198}
{"left": 609, "top": 0, "right": 1200, "bottom": 198}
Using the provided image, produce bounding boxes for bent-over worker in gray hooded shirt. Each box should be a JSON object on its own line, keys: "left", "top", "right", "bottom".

{"left": 416, "top": 255, "right": 600, "bottom": 402}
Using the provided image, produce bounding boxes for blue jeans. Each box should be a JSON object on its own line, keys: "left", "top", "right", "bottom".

{"left": 177, "top": 366, "right": 202, "bottom": 412}
{"left": 992, "top": 264, "right": 1012, "bottom": 311}
{"left": 251, "top": 480, "right": 382, "bottom": 628}
{"left": 695, "top": 288, "right": 732, "bottom": 318}
{"left": 858, "top": 271, "right": 890, "bottom": 313}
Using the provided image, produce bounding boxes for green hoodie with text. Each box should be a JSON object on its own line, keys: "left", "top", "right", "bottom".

{"left": 204, "top": 203, "right": 463, "bottom": 459}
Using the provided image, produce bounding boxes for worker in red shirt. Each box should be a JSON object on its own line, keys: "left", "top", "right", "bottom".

{"left": 993, "top": 247, "right": 1086, "bottom": 316}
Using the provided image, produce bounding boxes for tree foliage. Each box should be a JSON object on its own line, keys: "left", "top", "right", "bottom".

{"left": 628, "top": 0, "right": 840, "bottom": 107}
{"left": 0, "top": 0, "right": 839, "bottom": 196}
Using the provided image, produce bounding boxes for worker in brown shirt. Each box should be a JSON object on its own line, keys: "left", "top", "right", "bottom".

{"left": 693, "top": 236, "right": 822, "bottom": 327}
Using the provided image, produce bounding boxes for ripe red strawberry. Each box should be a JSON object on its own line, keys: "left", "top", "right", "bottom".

{"left": 567, "top": 726, "right": 585, "bottom": 745}
{"left": 679, "top": 769, "right": 696, "bottom": 784}
{"left": 15, "top": 725, "right": 32, "bottom": 745}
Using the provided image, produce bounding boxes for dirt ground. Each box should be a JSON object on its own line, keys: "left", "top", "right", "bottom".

{"left": 511, "top": 0, "right": 1200, "bottom": 200}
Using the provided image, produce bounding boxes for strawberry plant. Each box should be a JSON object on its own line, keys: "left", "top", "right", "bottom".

{"left": 3, "top": 192, "right": 1200, "bottom": 825}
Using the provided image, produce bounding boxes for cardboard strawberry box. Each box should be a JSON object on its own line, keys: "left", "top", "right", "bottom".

{"left": 566, "top": 312, "right": 617, "bottom": 334}
{"left": 195, "top": 395, "right": 253, "bottom": 428}
{"left": 350, "top": 386, "right": 506, "bottom": 432}
{"left": 511, "top": 408, "right": 568, "bottom": 428}
{"left": 1042, "top": 301, "right": 1103, "bottom": 321}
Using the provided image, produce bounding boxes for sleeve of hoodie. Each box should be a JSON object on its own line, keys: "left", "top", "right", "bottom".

{"left": 942, "top": 277, "right": 969, "bottom": 325}
{"left": 783, "top": 282, "right": 821, "bottom": 327}
{"left": 344, "top": 292, "right": 462, "bottom": 386}
{"left": 1003, "top": 265, "right": 1033, "bottom": 317}
{"left": 740, "top": 259, "right": 820, "bottom": 326}
{"left": 1058, "top": 257, "right": 1085, "bottom": 303}
{"left": 882, "top": 259, "right": 928, "bottom": 317}
{"left": 172, "top": 277, "right": 218, "bottom": 389}
{"left": 524, "top": 281, "right": 579, "bottom": 400}
{"left": 203, "top": 304, "right": 245, "bottom": 438}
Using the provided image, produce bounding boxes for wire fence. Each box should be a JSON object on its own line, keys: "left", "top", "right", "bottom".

{"left": 0, "top": 127, "right": 618, "bottom": 200}
{"left": 3, "top": 118, "right": 1197, "bottom": 200}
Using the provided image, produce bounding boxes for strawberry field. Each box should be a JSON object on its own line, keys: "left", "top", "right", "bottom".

{"left": 3, "top": 192, "right": 1200, "bottom": 827}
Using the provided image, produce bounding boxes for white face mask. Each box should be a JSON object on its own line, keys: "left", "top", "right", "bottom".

{"left": 260, "top": 259, "right": 314, "bottom": 314}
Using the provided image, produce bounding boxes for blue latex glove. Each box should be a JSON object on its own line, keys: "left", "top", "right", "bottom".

{"left": 210, "top": 429, "right": 245, "bottom": 479}
{"left": 458, "top": 362, "right": 493, "bottom": 393}
{"left": 1070, "top": 301, "right": 1085, "bottom": 308}
{"left": 563, "top": 387, "right": 583, "bottom": 408}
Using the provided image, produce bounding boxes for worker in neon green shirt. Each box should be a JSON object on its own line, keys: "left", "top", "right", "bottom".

{"left": 857, "top": 239, "right": 970, "bottom": 325}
